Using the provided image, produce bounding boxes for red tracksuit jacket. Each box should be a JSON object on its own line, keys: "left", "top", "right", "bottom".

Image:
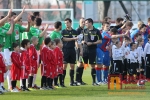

{"left": 11, "top": 51, "right": 22, "bottom": 80}
{"left": 28, "top": 44, "right": 38, "bottom": 74}
{"left": 20, "top": 50, "right": 30, "bottom": 79}
{"left": 54, "top": 46, "right": 63, "bottom": 75}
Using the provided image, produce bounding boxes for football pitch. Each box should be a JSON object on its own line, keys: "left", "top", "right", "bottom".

{"left": 1, "top": 67, "right": 150, "bottom": 100}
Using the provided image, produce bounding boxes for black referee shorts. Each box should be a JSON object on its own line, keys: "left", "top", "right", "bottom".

{"left": 129, "top": 63, "right": 138, "bottom": 75}
{"left": 63, "top": 48, "right": 76, "bottom": 64}
{"left": 82, "top": 48, "right": 96, "bottom": 64}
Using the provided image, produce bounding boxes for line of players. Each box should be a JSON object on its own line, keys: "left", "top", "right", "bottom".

{"left": 0, "top": 7, "right": 150, "bottom": 94}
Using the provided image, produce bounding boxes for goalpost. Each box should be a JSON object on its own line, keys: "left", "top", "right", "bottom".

{"left": 0, "top": 9, "right": 74, "bottom": 32}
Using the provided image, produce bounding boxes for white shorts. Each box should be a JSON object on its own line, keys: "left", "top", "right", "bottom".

{"left": 4, "top": 49, "right": 12, "bottom": 66}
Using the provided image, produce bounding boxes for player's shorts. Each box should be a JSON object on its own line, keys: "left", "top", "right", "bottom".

{"left": 21, "top": 67, "right": 29, "bottom": 79}
{"left": 63, "top": 48, "right": 76, "bottom": 64}
{"left": 82, "top": 48, "right": 96, "bottom": 64}
{"left": 145, "top": 54, "right": 150, "bottom": 67}
{"left": 129, "top": 62, "right": 138, "bottom": 75}
{"left": 96, "top": 48, "right": 104, "bottom": 64}
{"left": 103, "top": 51, "right": 110, "bottom": 67}
{"left": 30, "top": 66, "right": 38, "bottom": 74}
{"left": 4, "top": 49, "right": 12, "bottom": 66}
{"left": 111, "top": 60, "right": 123, "bottom": 74}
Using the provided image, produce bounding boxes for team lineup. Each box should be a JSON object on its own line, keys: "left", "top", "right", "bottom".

{"left": 0, "top": 7, "right": 150, "bottom": 94}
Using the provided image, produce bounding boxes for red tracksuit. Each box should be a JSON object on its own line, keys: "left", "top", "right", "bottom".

{"left": 41, "top": 46, "right": 51, "bottom": 77}
{"left": 28, "top": 44, "right": 38, "bottom": 74}
{"left": 54, "top": 46, "right": 63, "bottom": 75}
{"left": 0, "top": 52, "right": 6, "bottom": 82}
{"left": 49, "top": 49, "right": 57, "bottom": 78}
{"left": 20, "top": 50, "right": 30, "bottom": 79}
{"left": 11, "top": 52, "right": 22, "bottom": 81}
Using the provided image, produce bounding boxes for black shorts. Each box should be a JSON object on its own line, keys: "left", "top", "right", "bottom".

{"left": 129, "top": 63, "right": 138, "bottom": 75}
{"left": 110, "top": 60, "right": 123, "bottom": 74}
{"left": 145, "top": 54, "right": 150, "bottom": 67}
{"left": 81, "top": 48, "right": 96, "bottom": 64}
{"left": 63, "top": 48, "right": 76, "bottom": 64}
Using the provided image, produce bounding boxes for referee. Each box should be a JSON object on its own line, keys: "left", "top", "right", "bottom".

{"left": 82, "top": 18, "right": 102, "bottom": 86}
{"left": 61, "top": 18, "right": 79, "bottom": 86}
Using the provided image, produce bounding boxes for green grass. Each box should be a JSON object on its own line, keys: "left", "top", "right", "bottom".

{"left": 1, "top": 67, "right": 150, "bottom": 100}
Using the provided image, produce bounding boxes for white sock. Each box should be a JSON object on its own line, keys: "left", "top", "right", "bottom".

{"left": 32, "top": 74, "right": 37, "bottom": 87}
{"left": 26, "top": 79, "right": 28, "bottom": 87}
{"left": 1, "top": 83, "right": 4, "bottom": 86}
{"left": 20, "top": 79, "right": 22, "bottom": 87}
{"left": 0, "top": 83, "right": 2, "bottom": 91}
{"left": 6, "top": 70, "right": 11, "bottom": 90}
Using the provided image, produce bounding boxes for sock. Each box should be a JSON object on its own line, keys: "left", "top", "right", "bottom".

{"left": 75, "top": 67, "right": 80, "bottom": 82}
{"left": 62, "top": 70, "right": 66, "bottom": 84}
{"left": 54, "top": 76, "right": 58, "bottom": 85}
{"left": 6, "top": 70, "right": 11, "bottom": 90}
{"left": 101, "top": 69, "right": 104, "bottom": 82}
{"left": 136, "top": 72, "right": 140, "bottom": 79}
{"left": 0, "top": 83, "right": 2, "bottom": 91}
{"left": 41, "top": 76, "right": 46, "bottom": 87}
{"left": 20, "top": 79, "right": 23, "bottom": 87}
{"left": 14, "top": 81, "right": 17, "bottom": 88}
{"left": 80, "top": 67, "right": 84, "bottom": 82}
{"left": 91, "top": 68, "right": 96, "bottom": 83}
{"left": 103, "top": 67, "right": 108, "bottom": 82}
{"left": 1, "top": 82, "right": 4, "bottom": 86}
{"left": 47, "top": 78, "right": 50, "bottom": 87}
{"left": 58, "top": 74, "right": 63, "bottom": 85}
{"left": 28, "top": 76, "right": 33, "bottom": 88}
{"left": 70, "top": 70, "right": 74, "bottom": 83}
{"left": 50, "top": 78, "right": 53, "bottom": 88}
{"left": 22, "top": 79, "right": 26, "bottom": 89}
{"left": 96, "top": 67, "right": 101, "bottom": 82}
{"left": 32, "top": 74, "right": 37, "bottom": 87}
{"left": 11, "top": 81, "right": 15, "bottom": 89}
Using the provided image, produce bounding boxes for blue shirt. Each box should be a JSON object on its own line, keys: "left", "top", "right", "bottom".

{"left": 98, "top": 31, "right": 111, "bottom": 52}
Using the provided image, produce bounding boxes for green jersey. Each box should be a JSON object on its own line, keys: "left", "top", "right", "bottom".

{"left": 50, "top": 30, "right": 62, "bottom": 41}
{"left": 0, "top": 27, "right": 7, "bottom": 45}
{"left": 3, "top": 23, "right": 26, "bottom": 49}
{"left": 29, "top": 26, "right": 43, "bottom": 50}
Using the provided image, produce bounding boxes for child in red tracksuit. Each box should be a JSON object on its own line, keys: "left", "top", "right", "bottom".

{"left": 41, "top": 37, "right": 52, "bottom": 90}
{"left": 20, "top": 39, "right": 30, "bottom": 91}
{"left": 48, "top": 41, "right": 56, "bottom": 89}
{"left": 10, "top": 43, "right": 23, "bottom": 92}
{"left": 53, "top": 39, "right": 64, "bottom": 87}
{"left": 28, "top": 36, "right": 38, "bottom": 89}
{"left": 0, "top": 44, "right": 6, "bottom": 94}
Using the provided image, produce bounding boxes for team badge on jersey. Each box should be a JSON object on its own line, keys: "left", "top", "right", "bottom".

{"left": 91, "top": 35, "right": 94, "bottom": 40}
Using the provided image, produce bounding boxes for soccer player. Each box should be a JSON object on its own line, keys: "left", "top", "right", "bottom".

{"left": 75, "top": 18, "right": 87, "bottom": 85}
{"left": 50, "top": 21, "right": 62, "bottom": 41}
{"left": 40, "top": 37, "right": 51, "bottom": 90}
{"left": 61, "top": 18, "right": 79, "bottom": 86}
{"left": 10, "top": 43, "right": 22, "bottom": 92}
{"left": 48, "top": 41, "right": 56, "bottom": 89}
{"left": 111, "top": 41, "right": 124, "bottom": 74}
{"left": 99, "top": 22, "right": 111, "bottom": 84}
{"left": 28, "top": 36, "right": 38, "bottom": 89}
{"left": 53, "top": 39, "right": 64, "bottom": 87}
{"left": 0, "top": 44, "right": 7, "bottom": 94}
{"left": 128, "top": 42, "right": 138, "bottom": 82}
{"left": 144, "top": 34, "right": 150, "bottom": 80}
{"left": 137, "top": 38, "right": 145, "bottom": 77}
{"left": 20, "top": 39, "right": 30, "bottom": 91}
{"left": 82, "top": 18, "right": 102, "bottom": 85}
